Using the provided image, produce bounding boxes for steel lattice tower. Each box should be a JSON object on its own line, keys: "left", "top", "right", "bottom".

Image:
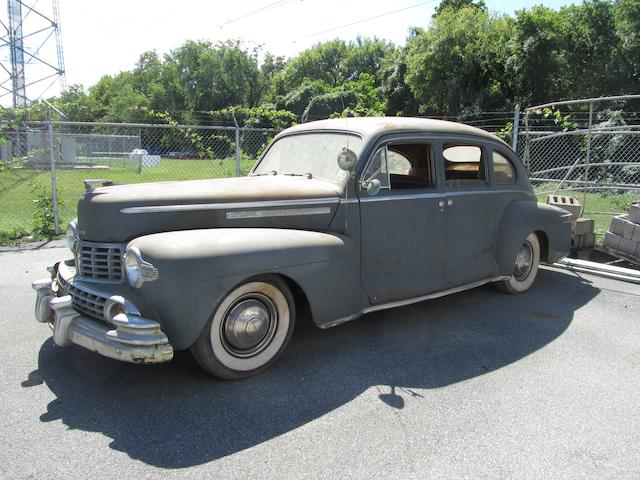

{"left": 0, "top": 0, "right": 66, "bottom": 108}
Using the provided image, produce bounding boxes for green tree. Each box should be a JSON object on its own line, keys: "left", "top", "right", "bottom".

{"left": 405, "top": 5, "right": 515, "bottom": 115}
{"left": 507, "top": 6, "right": 569, "bottom": 106}
{"left": 615, "top": 0, "right": 640, "bottom": 88}
{"left": 434, "top": 0, "right": 486, "bottom": 16}
{"left": 272, "top": 37, "right": 398, "bottom": 97}
{"left": 561, "top": 1, "right": 624, "bottom": 97}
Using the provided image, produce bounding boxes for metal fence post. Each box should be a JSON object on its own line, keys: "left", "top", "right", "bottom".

{"left": 235, "top": 127, "right": 241, "bottom": 176}
{"left": 512, "top": 104, "right": 520, "bottom": 152}
{"left": 582, "top": 102, "right": 594, "bottom": 214}
{"left": 523, "top": 112, "right": 530, "bottom": 173}
{"left": 47, "top": 116, "right": 60, "bottom": 235}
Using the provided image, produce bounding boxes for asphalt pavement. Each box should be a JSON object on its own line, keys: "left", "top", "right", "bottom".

{"left": 1, "top": 241, "right": 639, "bottom": 479}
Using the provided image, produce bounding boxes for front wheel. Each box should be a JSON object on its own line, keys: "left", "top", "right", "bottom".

{"left": 191, "top": 275, "right": 295, "bottom": 379}
{"left": 496, "top": 233, "right": 541, "bottom": 294}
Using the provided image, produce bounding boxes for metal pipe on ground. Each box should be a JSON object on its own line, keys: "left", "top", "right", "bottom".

{"left": 552, "top": 258, "right": 640, "bottom": 284}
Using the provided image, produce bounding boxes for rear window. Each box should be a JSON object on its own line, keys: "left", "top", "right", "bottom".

{"left": 443, "top": 144, "right": 486, "bottom": 187}
{"left": 492, "top": 151, "right": 516, "bottom": 184}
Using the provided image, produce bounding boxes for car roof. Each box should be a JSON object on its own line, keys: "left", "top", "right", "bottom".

{"left": 278, "top": 116, "right": 508, "bottom": 146}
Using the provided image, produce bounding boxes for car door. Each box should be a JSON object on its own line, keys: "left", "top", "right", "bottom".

{"left": 359, "top": 138, "right": 447, "bottom": 305}
{"left": 440, "top": 140, "right": 498, "bottom": 287}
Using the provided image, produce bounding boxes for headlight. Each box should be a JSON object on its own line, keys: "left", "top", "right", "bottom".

{"left": 66, "top": 220, "right": 78, "bottom": 252}
{"left": 123, "top": 246, "right": 158, "bottom": 288}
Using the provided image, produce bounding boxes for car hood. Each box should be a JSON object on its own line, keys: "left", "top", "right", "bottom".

{"left": 77, "top": 176, "right": 342, "bottom": 242}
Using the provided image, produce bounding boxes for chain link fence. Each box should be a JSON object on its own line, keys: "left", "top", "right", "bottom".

{"left": 521, "top": 95, "right": 640, "bottom": 244}
{"left": 2, "top": 106, "right": 639, "bottom": 244}
{"left": 0, "top": 121, "right": 275, "bottom": 238}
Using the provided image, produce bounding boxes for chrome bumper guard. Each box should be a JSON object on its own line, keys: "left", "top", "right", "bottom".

{"left": 32, "top": 277, "right": 173, "bottom": 364}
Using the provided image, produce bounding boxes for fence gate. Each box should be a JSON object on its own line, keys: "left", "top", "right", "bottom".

{"left": 522, "top": 94, "right": 640, "bottom": 242}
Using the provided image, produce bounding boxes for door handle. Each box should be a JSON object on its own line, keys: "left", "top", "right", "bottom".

{"left": 447, "top": 199, "right": 454, "bottom": 207}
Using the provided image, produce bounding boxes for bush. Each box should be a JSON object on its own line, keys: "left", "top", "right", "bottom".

{"left": 31, "top": 183, "right": 62, "bottom": 238}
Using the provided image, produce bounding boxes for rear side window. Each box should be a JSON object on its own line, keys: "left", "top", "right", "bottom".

{"left": 492, "top": 151, "right": 516, "bottom": 185}
{"left": 443, "top": 144, "right": 486, "bottom": 187}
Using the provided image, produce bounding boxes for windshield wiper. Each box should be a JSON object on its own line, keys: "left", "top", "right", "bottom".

{"left": 283, "top": 172, "right": 313, "bottom": 179}
{"left": 253, "top": 170, "right": 278, "bottom": 176}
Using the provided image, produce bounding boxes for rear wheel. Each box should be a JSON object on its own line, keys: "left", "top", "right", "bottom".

{"left": 191, "top": 275, "right": 295, "bottom": 379}
{"left": 497, "top": 233, "right": 541, "bottom": 294}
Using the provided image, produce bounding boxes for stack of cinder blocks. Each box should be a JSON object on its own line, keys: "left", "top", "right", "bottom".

{"left": 546, "top": 195, "right": 595, "bottom": 252}
{"left": 603, "top": 201, "right": 640, "bottom": 262}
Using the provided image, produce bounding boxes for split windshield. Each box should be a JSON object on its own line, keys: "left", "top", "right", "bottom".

{"left": 252, "top": 132, "right": 363, "bottom": 183}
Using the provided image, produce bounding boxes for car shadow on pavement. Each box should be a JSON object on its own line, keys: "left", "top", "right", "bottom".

{"left": 29, "top": 268, "right": 599, "bottom": 468}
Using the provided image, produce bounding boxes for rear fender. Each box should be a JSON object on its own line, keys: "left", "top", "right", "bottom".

{"left": 496, "top": 201, "right": 571, "bottom": 276}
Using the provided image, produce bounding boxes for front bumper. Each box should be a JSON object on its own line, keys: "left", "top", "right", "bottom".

{"left": 32, "top": 263, "right": 173, "bottom": 364}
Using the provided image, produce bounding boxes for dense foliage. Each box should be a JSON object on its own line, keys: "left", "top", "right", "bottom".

{"left": 9, "top": 0, "right": 640, "bottom": 126}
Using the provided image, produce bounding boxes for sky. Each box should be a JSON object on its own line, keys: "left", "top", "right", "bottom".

{"left": 1, "top": 0, "right": 576, "bottom": 104}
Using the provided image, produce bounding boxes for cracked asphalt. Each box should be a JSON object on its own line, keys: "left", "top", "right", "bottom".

{"left": 1, "top": 241, "right": 639, "bottom": 479}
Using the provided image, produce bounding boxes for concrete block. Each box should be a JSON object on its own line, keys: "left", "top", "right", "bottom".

{"left": 629, "top": 202, "right": 640, "bottom": 224}
{"left": 572, "top": 232, "right": 595, "bottom": 250}
{"left": 624, "top": 220, "right": 636, "bottom": 240}
{"left": 619, "top": 237, "right": 637, "bottom": 255}
{"left": 603, "top": 231, "right": 622, "bottom": 250}
{"left": 582, "top": 232, "right": 595, "bottom": 249}
{"left": 573, "top": 218, "right": 594, "bottom": 236}
{"left": 547, "top": 195, "right": 582, "bottom": 225}
{"left": 633, "top": 225, "right": 640, "bottom": 243}
{"left": 610, "top": 215, "right": 628, "bottom": 236}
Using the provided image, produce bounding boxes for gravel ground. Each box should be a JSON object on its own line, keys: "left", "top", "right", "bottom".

{"left": 1, "top": 241, "right": 639, "bottom": 479}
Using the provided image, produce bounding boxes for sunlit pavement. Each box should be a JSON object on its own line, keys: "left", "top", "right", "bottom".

{"left": 1, "top": 241, "right": 639, "bottom": 479}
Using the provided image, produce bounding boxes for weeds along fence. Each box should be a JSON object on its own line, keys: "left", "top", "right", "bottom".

{"left": 522, "top": 94, "right": 640, "bottom": 242}
{"left": 0, "top": 121, "right": 275, "bottom": 238}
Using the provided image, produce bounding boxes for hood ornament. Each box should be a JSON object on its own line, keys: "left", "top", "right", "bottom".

{"left": 84, "top": 179, "right": 115, "bottom": 192}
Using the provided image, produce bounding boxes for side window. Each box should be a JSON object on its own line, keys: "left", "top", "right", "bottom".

{"left": 362, "top": 143, "right": 435, "bottom": 191}
{"left": 387, "top": 151, "right": 412, "bottom": 175}
{"left": 361, "top": 146, "right": 391, "bottom": 190}
{"left": 443, "top": 144, "right": 487, "bottom": 187}
{"left": 492, "top": 151, "right": 516, "bottom": 185}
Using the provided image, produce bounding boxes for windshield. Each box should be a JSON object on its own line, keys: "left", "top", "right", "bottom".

{"left": 252, "top": 132, "right": 363, "bottom": 183}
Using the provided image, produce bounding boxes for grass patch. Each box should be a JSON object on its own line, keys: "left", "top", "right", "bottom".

{"left": 0, "top": 157, "right": 256, "bottom": 241}
{"left": 535, "top": 188, "right": 638, "bottom": 241}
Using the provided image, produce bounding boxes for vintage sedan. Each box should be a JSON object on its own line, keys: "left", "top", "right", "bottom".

{"left": 32, "top": 117, "right": 571, "bottom": 379}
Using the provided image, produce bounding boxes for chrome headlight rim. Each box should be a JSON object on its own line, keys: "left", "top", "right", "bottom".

{"left": 123, "top": 246, "right": 158, "bottom": 289}
{"left": 124, "top": 246, "right": 143, "bottom": 288}
{"left": 66, "top": 219, "right": 79, "bottom": 253}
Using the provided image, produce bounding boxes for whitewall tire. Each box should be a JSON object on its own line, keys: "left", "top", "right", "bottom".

{"left": 191, "top": 275, "right": 295, "bottom": 379}
{"left": 497, "top": 233, "right": 541, "bottom": 294}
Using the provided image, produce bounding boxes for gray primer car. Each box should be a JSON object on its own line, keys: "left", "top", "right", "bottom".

{"left": 32, "top": 117, "right": 571, "bottom": 379}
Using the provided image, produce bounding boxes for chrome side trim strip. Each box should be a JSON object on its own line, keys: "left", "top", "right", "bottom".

{"left": 226, "top": 207, "right": 331, "bottom": 219}
{"left": 359, "top": 192, "right": 443, "bottom": 202}
{"left": 120, "top": 197, "right": 340, "bottom": 214}
{"left": 319, "top": 276, "right": 508, "bottom": 329}
{"left": 358, "top": 189, "right": 526, "bottom": 203}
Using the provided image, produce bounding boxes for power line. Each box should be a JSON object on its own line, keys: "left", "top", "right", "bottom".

{"left": 221, "top": 0, "right": 299, "bottom": 27}
{"left": 308, "top": 0, "right": 437, "bottom": 38}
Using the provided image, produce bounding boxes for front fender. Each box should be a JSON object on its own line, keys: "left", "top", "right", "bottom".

{"left": 128, "top": 228, "right": 360, "bottom": 349}
{"left": 496, "top": 201, "right": 571, "bottom": 276}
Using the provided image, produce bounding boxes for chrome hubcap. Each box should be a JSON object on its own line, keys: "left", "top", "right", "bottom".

{"left": 513, "top": 241, "right": 534, "bottom": 281}
{"left": 221, "top": 294, "right": 277, "bottom": 358}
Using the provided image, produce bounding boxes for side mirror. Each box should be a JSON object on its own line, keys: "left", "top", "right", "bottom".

{"left": 362, "top": 179, "right": 381, "bottom": 196}
{"left": 337, "top": 148, "right": 357, "bottom": 171}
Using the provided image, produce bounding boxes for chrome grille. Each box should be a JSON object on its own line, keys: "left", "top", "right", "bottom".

{"left": 77, "top": 241, "right": 123, "bottom": 282}
{"left": 58, "top": 269, "right": 108, "bottom": 322}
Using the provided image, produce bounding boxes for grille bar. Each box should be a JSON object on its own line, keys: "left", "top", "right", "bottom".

{"left": 77, "top": 241, "right": 123, "bottom": 282}
{"left": 57, "top": 269, "right": 108, "bottom": 322}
